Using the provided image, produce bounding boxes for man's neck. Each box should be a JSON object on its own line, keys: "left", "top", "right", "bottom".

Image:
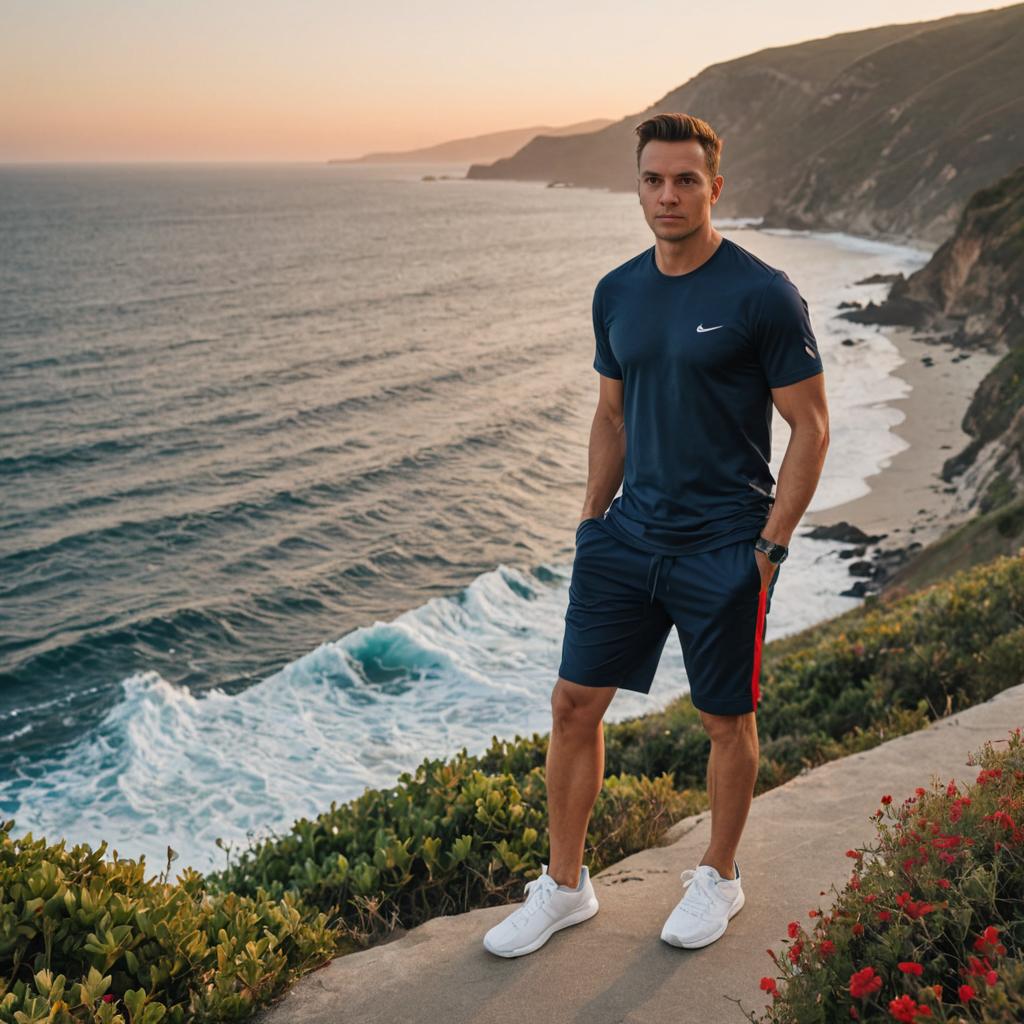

{"left": 654, "top": 229, "right": 722, "bottom": 277}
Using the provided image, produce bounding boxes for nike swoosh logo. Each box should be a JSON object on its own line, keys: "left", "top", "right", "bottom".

{"left": 696, "top": 323, "right": 723, "bottom": 332}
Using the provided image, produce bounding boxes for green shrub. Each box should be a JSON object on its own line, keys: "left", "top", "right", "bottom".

{"left": 753, "top": 729, "right": 1024, "bottom": 1023}
{"left": 0, "top": 828, "right": 337, "bottom": 1023}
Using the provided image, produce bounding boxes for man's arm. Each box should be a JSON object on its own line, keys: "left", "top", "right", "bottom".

{"left": 761, "top": 372, "right": 830, "bottom": 548}
{"left": 580, "top": 374, "right": 626, "bottom": 521}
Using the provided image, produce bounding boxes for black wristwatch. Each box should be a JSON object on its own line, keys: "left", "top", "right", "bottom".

{"left": 755, "top": 534, "right": 789, "bottom": 565}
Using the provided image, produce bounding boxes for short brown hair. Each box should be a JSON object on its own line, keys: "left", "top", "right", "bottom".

{"left": 634, "top": 113, "right": 722, "bottom": 182}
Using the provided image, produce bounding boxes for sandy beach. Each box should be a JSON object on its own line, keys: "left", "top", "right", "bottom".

{"left": 801, "top": 324, "right": 1002, "bottom": 555}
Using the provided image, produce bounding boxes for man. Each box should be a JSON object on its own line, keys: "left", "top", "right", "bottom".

{"left": 483, "top": 112, "right": 829, "bottom": 958}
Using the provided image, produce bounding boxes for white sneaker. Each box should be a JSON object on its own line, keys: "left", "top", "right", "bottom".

{"left": 483, "top": 863, "right": 599, "bottom": 958}
{"left": 660, "top": 860, "right": 744, "bottom": 949}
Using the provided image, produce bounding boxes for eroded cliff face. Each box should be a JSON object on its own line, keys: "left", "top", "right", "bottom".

{"left": 844, "top": 165, "right": 1024, "bottom": 514}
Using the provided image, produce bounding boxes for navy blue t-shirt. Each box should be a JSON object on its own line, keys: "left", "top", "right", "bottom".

{"left": 593, "top": 235, "right": 824, "bottom": 555}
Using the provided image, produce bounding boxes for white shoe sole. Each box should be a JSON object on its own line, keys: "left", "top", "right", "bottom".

{"left": 660, "top": 887, "right": 745, "bottom": 949}
{"left": 483, "top": 897, "right": 599, "bottom": 958}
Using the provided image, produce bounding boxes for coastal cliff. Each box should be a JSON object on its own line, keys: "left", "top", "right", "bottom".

{"left": 843, "top": 164, "right": 1024, "bottom": 517}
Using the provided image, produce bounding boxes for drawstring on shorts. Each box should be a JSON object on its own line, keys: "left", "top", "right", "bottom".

{"left": 646, "top": 552, "right": 678, "bottom": 604}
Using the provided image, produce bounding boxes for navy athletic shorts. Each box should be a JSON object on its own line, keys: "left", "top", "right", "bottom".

{"left": 558, "top": 515, "right": 781, "bottom": 714}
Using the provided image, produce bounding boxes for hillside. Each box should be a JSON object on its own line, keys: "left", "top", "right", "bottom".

{"left": 466, "top": 5, "right": 1024, "bottom": 245}
{"left": 330, "top": 117, "right": 615, "bottom": 165}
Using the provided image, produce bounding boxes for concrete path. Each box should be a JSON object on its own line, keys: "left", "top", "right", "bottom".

{"left": 254, "top": 682, "right": 1024, "bottom": 1024}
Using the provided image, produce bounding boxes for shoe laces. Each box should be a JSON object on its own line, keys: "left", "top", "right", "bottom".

{"left": 514, "top": 873, "right": 558, "bottom": 925}
{"left": 675, "top": 867, "right": 719, "bottom": 918}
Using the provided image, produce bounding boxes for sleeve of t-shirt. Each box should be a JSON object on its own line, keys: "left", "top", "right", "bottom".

{"left": 592, "top": 282, "right": 623, "bottom": 380}
{"left": 753, "top": 272, "right": 824, "bottom": 388}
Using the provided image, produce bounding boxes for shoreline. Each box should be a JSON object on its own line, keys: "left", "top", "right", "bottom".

{"left": 800, "top": 323, "right": 1002, "bottom": 588}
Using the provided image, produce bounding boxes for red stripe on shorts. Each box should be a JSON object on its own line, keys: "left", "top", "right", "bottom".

{"left": 751, "top": 586, "right": 768, "bottom": 709}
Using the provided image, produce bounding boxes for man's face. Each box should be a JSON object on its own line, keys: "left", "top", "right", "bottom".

{"left": 637, "top": 139, "right": 723, "bottom": 241}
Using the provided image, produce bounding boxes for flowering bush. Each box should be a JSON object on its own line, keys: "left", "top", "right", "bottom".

{"left": 753, "top": 728, "right": 1024, "bottom": 1023}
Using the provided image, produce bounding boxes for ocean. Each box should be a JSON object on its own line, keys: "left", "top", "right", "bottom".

{"left": 0, "top": 162, "right": 931, "bottom": 874}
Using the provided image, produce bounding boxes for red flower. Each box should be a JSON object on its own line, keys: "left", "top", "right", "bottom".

{"left": 888, "top": 994, "right": 932, "bottom": 1021}
{"left": 852, "top": 922, "right": 865, "bottom": 936}
{"left": 102, "top": 995, "right": 114, "bottom": 1003}
{"left": 788, "top": 941, "right": 803, "bottom": 964}
{"left": 965, "top": 955, "right": 991, "bottom": 977}
{"left": 958, "top": 984, "right": 975, "bottom": 1002}
{"left": 881, "top": 794, "right": 893, "bottom": 804}
{"left": 897, "top": 962, "right": 923, "bottom": 976}
{"left": 820, "top": 940, "right": 836, "bottom": 958}
{"left": 984, "top": 810, "right": 1015, "bottom": 829}
{"left": 985, "top": 970, "right": 998, "bottom": 985}
{"left": 972, "top": 925, "right": 1007, "bottom": 956}
{"left": 787, "top": 921, "right": 800, "bottom": 938}
{"left": 878, "top": 910, "right": 892, "bottom": 922}
{"left": 849, "top": 966, "right": 883, "bottom": 999}
{"left": 895, "top": 891, "right": 934, "bottom": 919}
{"left": 759, "top": 976, "right": 779, "bottom": 996}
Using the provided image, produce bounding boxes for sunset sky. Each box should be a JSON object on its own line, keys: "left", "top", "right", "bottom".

{"left": 1, "top": 0, "right": 1012, "bottom": 163}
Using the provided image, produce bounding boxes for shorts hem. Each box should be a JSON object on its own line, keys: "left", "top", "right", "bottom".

{"left": 557, "top": 665, "right": 652, "bottom": 694}
{"left": 689, "top": 694, "right": 756, "bottom": 715}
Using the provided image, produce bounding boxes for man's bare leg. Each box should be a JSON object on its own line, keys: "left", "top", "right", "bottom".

{"left": 699, "top": 709, "right": 759, "bottom": 880}
{"left": 545, "top": 678, "right": 618, "bottom": 888}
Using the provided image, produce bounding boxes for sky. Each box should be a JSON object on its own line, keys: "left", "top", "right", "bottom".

{"left": 1, "top": 0, "right": 1015, "bottom": 162}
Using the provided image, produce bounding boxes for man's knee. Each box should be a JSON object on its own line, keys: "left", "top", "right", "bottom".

{"left": 699, "top": 707, "right": 756, "bottom": 743}
{"left": 551, "top": 676, "right": 615, "bottom": 730}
